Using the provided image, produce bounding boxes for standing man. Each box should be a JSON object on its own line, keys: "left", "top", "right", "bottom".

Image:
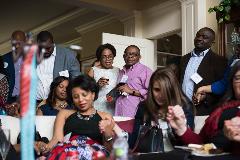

{"left": 2, "top": 30, "right": 26, "bottom": 103}
{"left": 36, "top": 31, "right": 80, "bottom": 102}
{"left": 115, "top": 45, "right": 152, "bottom": 118}
{"left": 180, "top": 27, "right": 227, "bottom": 115}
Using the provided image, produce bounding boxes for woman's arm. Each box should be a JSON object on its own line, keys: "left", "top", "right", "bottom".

{"left": 87, "top": 67, "right": 94, "bottom": 77}
{"left": 167, "top": 105, "right": 204, "bottom": 145}
{"left": 42, "top": 110, "right": 69, "bottom": 152}
{"left": 98, "top": 112, "right": 115, "bottom": 151}
{"left": 36, "top": 107, "right": 43, "bottom": 115}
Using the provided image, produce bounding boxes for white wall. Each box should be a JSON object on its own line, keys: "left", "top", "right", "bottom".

{"left": 80, "top": 21, "right": 124, "bottom": 59}
{"left": 141, "top": 0, "right": 181, "bottom": 39}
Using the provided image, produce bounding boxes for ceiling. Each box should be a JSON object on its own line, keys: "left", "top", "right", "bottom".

{"left": 0, "top": 0, "right": 171, "bottom": 54}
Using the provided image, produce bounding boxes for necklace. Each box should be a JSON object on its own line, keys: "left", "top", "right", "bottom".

{"left": 77, "top": 109, "right": 96, "bottom": 120}
{"left": 58, "top": 102, "right": 67, "bottom": 109}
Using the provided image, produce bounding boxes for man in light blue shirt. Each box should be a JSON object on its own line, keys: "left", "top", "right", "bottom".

{"left": 180, "top": 27, "right": 227, "bottom": 115}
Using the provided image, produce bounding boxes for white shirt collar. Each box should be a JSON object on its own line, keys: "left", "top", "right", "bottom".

{"left": 191, "top": 48, "right": 210, "bottom": 57}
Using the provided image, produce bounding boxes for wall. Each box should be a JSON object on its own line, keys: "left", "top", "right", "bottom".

{"left": 206, "top": 0, "right": 221, "bottom": 52}
{"left": 141, "top": 0, "right": 181, "bottom": 39}
{"left": 80, "top": 20, "right": 124, "bottom": 59}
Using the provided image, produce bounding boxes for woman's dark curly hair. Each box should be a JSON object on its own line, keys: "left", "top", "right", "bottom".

{"left": 67, "top": 74, "right": 99, "bottom": 104}
{"left": 46, "top": 76, "right": 69, "bottom": 106}
{"left": 95, "top": 43, "right": 116, "bottom": 61}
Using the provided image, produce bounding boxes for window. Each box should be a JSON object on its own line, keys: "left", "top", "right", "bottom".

{"left": 156, "top": 33, "right": 182, "bottom": 68}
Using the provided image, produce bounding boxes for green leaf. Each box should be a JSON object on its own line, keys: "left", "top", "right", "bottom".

{"left": 218, "top": 5, "right": 224, "bottom": 11}
{"left": 225, "top": 14, "right": 230, "bottom": 20}
{"left": 208, "top": 8, "right": 214, "bottom": 13}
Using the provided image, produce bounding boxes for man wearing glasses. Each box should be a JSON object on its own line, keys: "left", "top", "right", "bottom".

{"left": 36, "top": 31, "right": 80, "bottom": 103}
{"left": 115, "top": 45, "right": 152, "bottom": 118}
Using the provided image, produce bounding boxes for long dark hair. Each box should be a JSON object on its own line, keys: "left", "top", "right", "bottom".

{"left": 220, "top": 60, "right": 240, "bottom": 102}
{"left": 145, "top": 68, "right": 188, "bottom": 122}
{"left": 46, "top": 76, "right": 69, "bottom": 106}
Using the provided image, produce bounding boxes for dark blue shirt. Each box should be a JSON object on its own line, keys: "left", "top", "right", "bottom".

{"left": 40, "top": 104, "right": 72, "bottom": 116}
{"left": 211, "top": 55, "right": 239, "bottom": 95}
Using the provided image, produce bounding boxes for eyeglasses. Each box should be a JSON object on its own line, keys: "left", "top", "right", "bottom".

{"left": 101, "top": 55, "right": 114, "bottom": 60}
{"left": 123, "top": 52, "right": 139, "bottom": 58}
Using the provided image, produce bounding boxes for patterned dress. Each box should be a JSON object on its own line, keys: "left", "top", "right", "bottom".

{"left": 0, "top": 73, "right": 9, "bottom": 107}
{"left": 92, "top": 66, "right": 119, "bottom": 115}
{"left": 46, "top": 111, "right": 109, "bottom": 160}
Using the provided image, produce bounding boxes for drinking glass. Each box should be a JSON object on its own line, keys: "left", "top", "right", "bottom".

{"left": 0, "top": 129, "right": 10, "bottom": 160}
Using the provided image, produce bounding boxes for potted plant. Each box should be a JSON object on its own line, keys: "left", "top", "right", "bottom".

{"left": 208, "top": 0, "right": 240, "bottom": 23}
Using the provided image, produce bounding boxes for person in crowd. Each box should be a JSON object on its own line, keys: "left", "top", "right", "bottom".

{"left": 35, "top": 75, "right": 121, "bottom": 159}
{"left": 88, "top": 43, "right": 119, "bottom": 115}
{"left": 195, "top": 43, "right": 240, "bottom": 101}
{"left": 180, "top": 27, "right": 227, "bottom": 115}
{"left": 1, "top": 30, "right": 26, "bottom": 103}
{"left": 0, "top": 57, "right": 9, "bottom": 112}
{"left": 167, "top": 60, "right": 240, "bottom": 153}
{"left": 36, "top": 76, "right": 72, "bottom": 116}
{"left": 224, "top": 116, "right": 240, "bottom": 144}
{"left": 115, "top": 45, "right": 152, "bottom": 118}
{"left": 36, "top": 30, "right": 80, "bottom": 103}
{"left": 129, "top": 68, "right": 194, "bottom": 149}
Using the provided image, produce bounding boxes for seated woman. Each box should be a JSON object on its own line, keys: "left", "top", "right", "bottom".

{"left": 36, "top": 75, "right": 119, "bottom": 159}
{"left": 36, "top": 76, "right": 72, "bottom": 116}
{"left": 129, "top": 68, "right": 194, "bottom": 151}
{"left": 167, "top": 60, "right": 240, "bottom": 153}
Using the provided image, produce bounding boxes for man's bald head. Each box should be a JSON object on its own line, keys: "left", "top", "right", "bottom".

{"left": 11, "top": 30, "right": 26, "bottom": 42}
{"left": 11, "top": 30, "right": 26, "bottom": 59}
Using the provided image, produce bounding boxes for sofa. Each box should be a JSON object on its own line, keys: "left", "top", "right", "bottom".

{"left": 0, "top": 115, "right": 208, "bottom": 144}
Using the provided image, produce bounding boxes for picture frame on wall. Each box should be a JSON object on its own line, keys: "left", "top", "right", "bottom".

{"left": 80, "top": 56, "right": 97, "bottom": 74}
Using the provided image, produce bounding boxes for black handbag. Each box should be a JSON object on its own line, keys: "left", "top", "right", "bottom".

{"left": 132, "top": 124, "right": 164, "bottom": 153}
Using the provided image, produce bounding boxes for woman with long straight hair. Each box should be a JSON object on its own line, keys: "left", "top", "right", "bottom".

{"left": 129, "top": 68, "right": 194, "bottom": 151}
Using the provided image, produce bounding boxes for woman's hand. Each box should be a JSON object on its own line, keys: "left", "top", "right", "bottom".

{"left": 99, "top": 117, "right": 115, "bottom": 138}
{"left": 224, "top": 117, "right": 240, "bottom": 142}
{"left": 193, "top": 85, "right": 211, "bottom": 105}
{"left": 166, "top": 105, "right": 187, "bottom": 136}
{"left": 97, "top": 77, "right": 109, "bottom": 87}
{"left": 35, "top": 141, "right": 51, "bottom": 155}
{"left": 4, "top": 102, "right": 20, "bottom": 117}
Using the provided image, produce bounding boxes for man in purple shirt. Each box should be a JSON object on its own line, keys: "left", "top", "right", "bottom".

{"left": 2, "top": 30, "right": 26, "bottom": 103}
{"left": 115, "top": 45, "right": 152, "bottom": 118}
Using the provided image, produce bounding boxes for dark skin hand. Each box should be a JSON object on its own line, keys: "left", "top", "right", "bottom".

{"left": 97, "top": 77, "right": 109, "bottom": 87}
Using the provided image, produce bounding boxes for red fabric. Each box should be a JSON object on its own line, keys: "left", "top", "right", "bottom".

{"left": 180, "top": 100, "right": 240, "bottom": 145}
{"left": 201, "top": 100, "right": 240, "bottom": 138}
{"left": 115, "top": 119, "right": 135, "bottom": 133}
